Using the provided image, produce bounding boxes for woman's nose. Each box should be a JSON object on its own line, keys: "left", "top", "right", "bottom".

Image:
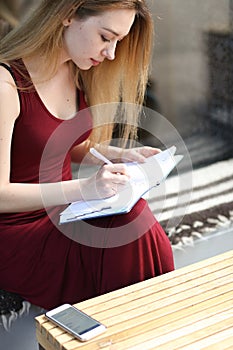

{"left": 102, "top": 42, "right": 117, "bottom": 60}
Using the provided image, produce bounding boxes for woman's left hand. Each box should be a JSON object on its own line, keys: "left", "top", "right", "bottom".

{"left": 121, "top": 146, "right": 161, "bottom": 163}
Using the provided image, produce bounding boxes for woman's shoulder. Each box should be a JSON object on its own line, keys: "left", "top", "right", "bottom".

{"left": 0, "top": 62, "right": 18, "bottom": 95}
{"left": 0, "top": 63, "right": 16, "bottom": 90}
{"left": 0, "top": 63, "right": 20, "bottom": 120}
{"left": 0, "top": 62, "right": 18, "bottom": 85}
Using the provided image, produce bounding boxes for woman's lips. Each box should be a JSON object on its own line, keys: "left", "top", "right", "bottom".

{"left": 91, "top": 59, "right": 101, "bottom": 66}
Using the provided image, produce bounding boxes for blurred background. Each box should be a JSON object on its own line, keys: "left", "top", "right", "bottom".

{"left": 143, "top": 0, "right": 233, "bottom": 169}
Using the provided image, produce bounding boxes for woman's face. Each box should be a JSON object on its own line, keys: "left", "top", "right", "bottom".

{"left": 62, "top": 9, "right": 136, "bottom": 70}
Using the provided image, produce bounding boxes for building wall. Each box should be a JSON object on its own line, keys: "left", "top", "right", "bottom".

{"left": 147, "top": 0, "right": 230, "bottom": 134}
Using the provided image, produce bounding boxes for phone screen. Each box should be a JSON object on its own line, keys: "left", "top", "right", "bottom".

{"left": 49, "top": 306, "right": 101, "bottom": 335}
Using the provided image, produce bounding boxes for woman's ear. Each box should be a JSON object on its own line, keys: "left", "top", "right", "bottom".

{"left": 63, "top": 18, "right": 72, "bottom": 27}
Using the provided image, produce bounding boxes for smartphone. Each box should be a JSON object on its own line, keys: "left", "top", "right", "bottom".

{"left": 45, "top": 304, "right": 106, "bottom": 342}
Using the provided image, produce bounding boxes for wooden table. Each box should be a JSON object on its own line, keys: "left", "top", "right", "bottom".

{"left": 36, "top": 250, "right": 233, "bottom": 350}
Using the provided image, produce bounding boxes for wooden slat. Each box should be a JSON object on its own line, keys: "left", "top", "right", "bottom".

{"left": 201, "top": 332, "right": 233, "bottom": 350}
{"left": 36, "top": 283, "right": 233, "bottom": 349}
{"left": 36, "top": 330, "right": 58, "bottom": 350}
{"left": 178, "top": 327, "right": 233, "bottom": 350}
{"left": 37, "top": 275, "right": 233, "bottom": 350}
{"left": 95, "top": 269, "right": 233, "bottom": 323}
{"left": 144, "top": 310, "right": 233, "bottom": 350}
{"left": 35, "top": 250, "right": 233, "bottom": 350}
{"left": 62, "top": 297, "right": 233, "bottom": 350}
{"left": 51, "top": 284, "right": 233, "bottom": 350}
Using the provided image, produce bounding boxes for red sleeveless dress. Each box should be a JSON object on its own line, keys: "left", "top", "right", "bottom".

{"left": 0, "top": 61, "right": 174, "bottom": 310}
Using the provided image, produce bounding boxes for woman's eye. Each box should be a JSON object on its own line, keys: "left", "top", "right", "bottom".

{"left": 101, "top": 35, "right": 110, "bottom": 43}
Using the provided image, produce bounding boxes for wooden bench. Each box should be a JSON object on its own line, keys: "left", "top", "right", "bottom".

{"left": 36, "top": 249, "right": 233, "bottom": 349}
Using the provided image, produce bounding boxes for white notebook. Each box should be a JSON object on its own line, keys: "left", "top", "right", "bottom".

{"left": 59, "top": 146, "right": 183, "bottom": 224}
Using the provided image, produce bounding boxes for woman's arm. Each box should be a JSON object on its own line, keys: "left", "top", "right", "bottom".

{"left": 71, "top": 140, "right": 161, "bottom": 166}
{"left": 0, "top": 68, "right": 129, "bottom": 213}
{"left": 70, "top": 139, "right": 92, "bottom": 163}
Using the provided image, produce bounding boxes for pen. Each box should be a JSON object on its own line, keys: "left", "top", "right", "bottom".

{"left": 90, "top": 148, "right": 123, "bottom": 177}
{"left": 90, "top": 148, "right": 113, "bottom": 165}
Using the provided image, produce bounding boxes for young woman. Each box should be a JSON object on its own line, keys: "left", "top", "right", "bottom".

{"left": 0, "top": 0, "right": 174, "bottom": 310}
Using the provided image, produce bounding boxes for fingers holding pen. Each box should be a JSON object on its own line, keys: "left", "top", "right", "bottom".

{"left": 103, "top": 163, "right": 130, "bottom": 184}
{"left": 95, "top": 163, "right": 130, "bottom": 197}
{"left": 79, "top": 163, "right": 130, "bottom": 201}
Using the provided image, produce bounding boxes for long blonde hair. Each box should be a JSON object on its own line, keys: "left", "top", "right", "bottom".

{"left": 0, "top": 0, "right": 154, "bottom": 146}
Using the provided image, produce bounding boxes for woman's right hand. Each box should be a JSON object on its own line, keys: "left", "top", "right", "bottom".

{"left": 79, "top": 163, "right": 130, "bottom": 201}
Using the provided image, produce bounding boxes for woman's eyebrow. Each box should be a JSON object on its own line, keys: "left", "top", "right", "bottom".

{"left": 102, "top": 27, "right": 121, "bottom": 37}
